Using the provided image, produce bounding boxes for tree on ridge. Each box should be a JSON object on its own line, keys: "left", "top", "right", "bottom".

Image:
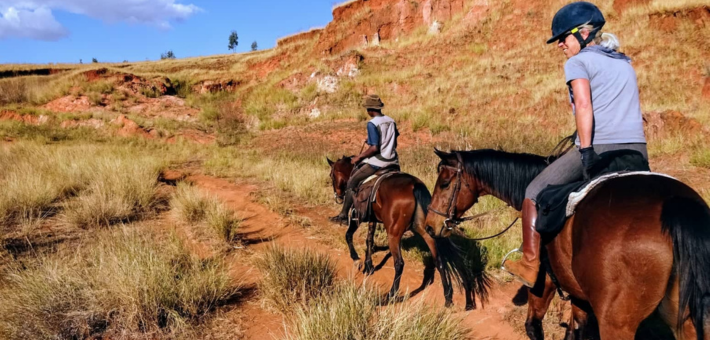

{"left": 228, "top": 31, "right": 239, "bottom": 53}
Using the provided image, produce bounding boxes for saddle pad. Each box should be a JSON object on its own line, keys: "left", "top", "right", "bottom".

{"left": 362, "top": 174, "right": 378, "bottom": 185}
{"left": 565, "top": 171, "right": 677, "bottom": 217}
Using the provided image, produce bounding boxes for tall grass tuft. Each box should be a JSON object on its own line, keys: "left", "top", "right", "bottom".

{"left": 171, "top": 183, "right": 240, "bottom": 242}
{"left": 0, "top": 227, "right": 239, "bottom": 339}
{"left": 63, "top": 158, "right": 161, "bottom": 228}
{"left": 254, "top": 246, "right": 337, "bottom": 311}
{"left": 0, "top": 142, "right": 166, "bottom": 230}
{"left": 286, "top": 281, "right": 469, "bottom": 340}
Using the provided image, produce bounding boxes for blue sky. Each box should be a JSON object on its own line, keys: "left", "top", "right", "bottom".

{"left": 0, "top": 0, "right": 339, "bottom": 64}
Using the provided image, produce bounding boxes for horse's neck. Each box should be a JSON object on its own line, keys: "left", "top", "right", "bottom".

{"left": 466, "top": 153, "right": 547, "bottom": 211}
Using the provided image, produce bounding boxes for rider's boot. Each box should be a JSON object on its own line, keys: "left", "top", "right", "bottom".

{"left": 503, "top": 198, "right": 541, "bottom": 288}
{"left": 329, "top": 189, "right": 354, "bottom": 225}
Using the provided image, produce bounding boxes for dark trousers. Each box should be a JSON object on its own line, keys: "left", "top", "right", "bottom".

{"left": 524, "top": 143, "right": 648, "bottom": 201}
{"left": 337, "top": 164, "right": 378, "bottom": 217}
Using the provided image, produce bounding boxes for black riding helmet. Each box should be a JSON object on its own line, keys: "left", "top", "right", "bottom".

{"left": 546, "top": 2, "right": 605, "bottom": 49}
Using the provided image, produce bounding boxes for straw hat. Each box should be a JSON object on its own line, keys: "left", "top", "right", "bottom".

{"left": 361, "top": 94, "right": 384, "bottom": 110}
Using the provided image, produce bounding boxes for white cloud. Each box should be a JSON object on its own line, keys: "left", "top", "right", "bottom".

{"left": 0, "top": 6, "right": 67, "bottom": 40}
{"left": 0, "top": 0, "right": 201, "bottom": 41}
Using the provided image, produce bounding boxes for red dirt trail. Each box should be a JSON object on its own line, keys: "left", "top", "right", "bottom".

{"left": 187, "top": 174, "right": 550, "bottom": 340}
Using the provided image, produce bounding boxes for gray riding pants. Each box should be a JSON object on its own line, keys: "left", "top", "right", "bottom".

{"left": 524, "top": 143, "right": 648, "bottom": 201}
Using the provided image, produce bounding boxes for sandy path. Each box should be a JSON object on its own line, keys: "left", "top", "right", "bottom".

{"left": 188, "top": 174, "right": 536, "bottom": 340}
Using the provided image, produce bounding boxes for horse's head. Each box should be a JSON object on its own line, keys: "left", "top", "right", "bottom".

{"left": 426, "top": 149, "right": 485, "bottom": 238}
{"left": 327, "top": 156, "right": 355, "bottom": 204}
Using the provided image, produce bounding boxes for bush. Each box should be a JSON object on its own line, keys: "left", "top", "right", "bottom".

{"left": 62, "top": 157, "right": 161, "bottom": 228}
{"left": 171, "top": 183, "right": 240, "bottom": 242}
{"left": 286, "top": 282, "right": 469, "bottom": 340}
{"left": 254, "top": 246, "right": 337, "bottom": 311}
{"left": 0, "top": 227, "right": 239, "bottom": 339}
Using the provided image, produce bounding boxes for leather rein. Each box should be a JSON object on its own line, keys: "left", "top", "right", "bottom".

{"left": 429, "top": 152, "right": 518, "bottom": 241}
{"left": 428, "top": 153, "right": 473, "bottom": 229}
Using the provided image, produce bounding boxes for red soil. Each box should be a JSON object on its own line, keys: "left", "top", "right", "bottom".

{"left": 643, "top": 110, "right": 703, "bottom": 139}
{"left": 0, "top": 111, "right": 48, "bottom": 125}
{"left": 125, "top": 96, "right": 200, "bottom": 122}
{"left": 613, "top": 0, "right": 651, "bottom": 14}
{"left": 703, "top": 77, "right": 710, "bottom": 100}
{"left": 110, "top": 114, "right": 154, "bottom": 139}
{"left": 650, "top": 6, "right": 710, "bottom": 32}
{"left": 315, "top": 0, "right": 475, "bottom": 55}
{"left": 187, "top": 174, "right": 537, "bottom": 340}
{"left": 43, "top": 96, "right": 93, "bottom": 113}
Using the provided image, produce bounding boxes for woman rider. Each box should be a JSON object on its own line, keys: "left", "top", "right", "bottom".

{"left": 503, "top": 1, "right": 648, "bottom": 287}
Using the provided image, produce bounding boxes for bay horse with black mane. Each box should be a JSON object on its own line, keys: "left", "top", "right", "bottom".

{"left": 426, "top": 149, "right": 710, "bottom": 340}
{"left": 328, "top": 156, "right": 488, "bottom": 309}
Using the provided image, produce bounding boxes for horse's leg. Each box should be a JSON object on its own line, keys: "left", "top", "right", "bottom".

{"left": 657, "top": 277, "right": 699, "bottom": 340}
{"left": 412, "top": 224, "right": 454, "bottom": 308}
{"left": 565, "top": 304, "right": 589, "bottom": 340}
{"left": 362, "top": 221, "right": 376, "bottom": 275}
{"left": 525, "top": 275, "right": 556, "bottom": 340}
{"left": 592, "top": 286, "right": 660, "bottom": 340}
{"left": 387, "top": 231, "right": 404, "bottom": 301}
{"left": 345, "top": 220, "right": 360, "bottom": 261}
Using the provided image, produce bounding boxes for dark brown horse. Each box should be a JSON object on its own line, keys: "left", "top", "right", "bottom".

{"left": 426, "top": 149, "right": 710, "bottom": 340}
{"left": 328, "top": 156, "right": 488, "bottom": 309}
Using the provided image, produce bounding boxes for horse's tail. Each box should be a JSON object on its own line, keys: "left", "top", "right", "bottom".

{"left": 661, "top": 196, "right": 710, "bottom": 339}
{"left": 411, "top": 181, "right": 491, "bottom": 307}
{"left": 412, "top": 181, "right": 431, "bottom": 228}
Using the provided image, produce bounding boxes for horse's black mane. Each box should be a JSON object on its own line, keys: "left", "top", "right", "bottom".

{"left": 454, "top": 149, "right": 549, "bottom": 210}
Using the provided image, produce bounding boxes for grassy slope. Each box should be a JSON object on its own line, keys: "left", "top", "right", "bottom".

{"left": 0, "top": 0, "right": 709, "bottom": 337}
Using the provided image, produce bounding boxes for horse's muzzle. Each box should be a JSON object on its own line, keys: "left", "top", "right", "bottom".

{"left": 334, "top": 193, "right": 344, "bottom": 205}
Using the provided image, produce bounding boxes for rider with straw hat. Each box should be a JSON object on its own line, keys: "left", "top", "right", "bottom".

{"left": 503, "top": 1, "right": 647, "bottom": 287}
{"left": 330, "top": 94, "right": 400, "bottom": 225}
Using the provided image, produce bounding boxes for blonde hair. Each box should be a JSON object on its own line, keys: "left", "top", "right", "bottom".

{"left": 578, "top": 24, "right": 620, "bottom": 51}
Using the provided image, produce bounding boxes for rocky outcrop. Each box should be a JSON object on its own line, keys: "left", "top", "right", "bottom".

{"left": 314, "top": 0, "right": 487, "bottom": 55}
{"left": 192, "top": 80, "right": 241, "bottom": 94}
{"left": 277, "top": 28, "right": 324, "bottom": 48}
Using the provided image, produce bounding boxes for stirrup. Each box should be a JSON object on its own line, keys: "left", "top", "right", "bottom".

{"left": 500, "top": 248, "right": 521, "bottom": 271}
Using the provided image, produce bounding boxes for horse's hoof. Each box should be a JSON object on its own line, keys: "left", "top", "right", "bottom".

{"left": 445, "top": 300, "right": 454, "bottom": 308}
{"left": 465, "top": 304, "right": 475, "bottom": 311}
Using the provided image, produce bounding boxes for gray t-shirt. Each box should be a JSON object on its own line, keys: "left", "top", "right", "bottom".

{"left": 565, "top": 48, "right": 646, "bottom": 145}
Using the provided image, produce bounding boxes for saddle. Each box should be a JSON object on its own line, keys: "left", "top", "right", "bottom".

{"left": 535, "top": 150, "right": 651, "bottom": 238}
{"left": 350, "top": 164, "right": 400, "bottom": 224}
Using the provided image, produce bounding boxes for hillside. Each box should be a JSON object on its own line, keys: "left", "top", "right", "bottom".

{"left": 1, "top": 0, "right": 710, "bottom": 338}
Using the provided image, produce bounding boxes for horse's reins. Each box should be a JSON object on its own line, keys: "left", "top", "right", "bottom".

{"left": 331, "top": 141, "right": 369, "bottom": 204}
{"left": 428, "top": 152, "right": 519, "bottom": 240}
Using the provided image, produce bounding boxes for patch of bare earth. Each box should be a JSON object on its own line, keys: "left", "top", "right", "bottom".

{"left": 184, "top": 174, "right": 556, "bottom": 340}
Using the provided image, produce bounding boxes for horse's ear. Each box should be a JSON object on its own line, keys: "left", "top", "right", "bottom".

{"left": 434, "top": 148, "right": 457, "bottom": 165}
{"left": 327, "top": 157, "right": 335, "bottom": 167}
{"left": 434, "top": 148, "right": 451, "bottom": 159}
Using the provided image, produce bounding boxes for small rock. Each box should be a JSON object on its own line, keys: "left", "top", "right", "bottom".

{"left": 308, "top": 108, "right": 322, "bottom": 118}
{"left": 371, "top": 32, "right": 380, "bottom": 46}
{"left": 428, "top": 20, "right": 442, "bottom": 35}
{"left": 317, "top": 76, "right": 339, "bottom": 93}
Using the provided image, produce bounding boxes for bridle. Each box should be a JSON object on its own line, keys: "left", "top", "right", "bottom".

{"left": 330, "top": 171, "right": 344, "bottom": 204}
{"left": 429, "top": 151, "right": 518, "bottom": 240}
{"left": 429, "top": 152, "right": 478, "bottom": 231}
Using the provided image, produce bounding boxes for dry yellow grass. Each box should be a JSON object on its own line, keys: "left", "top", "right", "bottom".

{"left": 0, "top": 226, "right": 239, "bottom": 339}
{"left": 171, "top": 183, "right": 240, "bottom": 242}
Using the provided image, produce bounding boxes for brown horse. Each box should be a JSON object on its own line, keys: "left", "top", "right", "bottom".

{"left": 328, "top": 156, "right": 488, "bottom": 309}
{"left": 426, "top": 149, "right": 710, "bottom": 340}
